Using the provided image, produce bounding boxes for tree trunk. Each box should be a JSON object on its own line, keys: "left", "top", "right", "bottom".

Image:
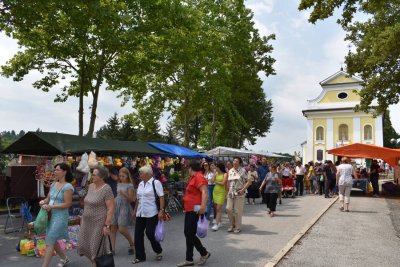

{"left": 86, "top": 69, "right": 104, "bottom": 137}
{"left": 87, "top": 87, "right": 99, "bottom": 137}
{"left": 78, "top": 62, "right": 85, "bottom": 136}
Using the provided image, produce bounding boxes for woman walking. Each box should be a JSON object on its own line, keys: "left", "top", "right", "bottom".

{"left": 132, "top": 165, "right": 165, "bottom": 264}
{"left": 177, "top": 160, "right": 210, "bottom": 267}
{"left": 39, "top": 163, "right": 74, "bottom": 267}
{"left": 211, "top": 162, "right": 227, "bottom": 231}
{"left": 77, "top": 166, "right": 115, "bottom": 267}
{"left": 246, "top": 164, "right": 259, "bottom": 205}
{"left": 226, "top": 157, "right": 251, "bottom": 234}
{"left": 259, "top": 165, "right": 281, "bottom": 217}
{"left": 336, "top": 157, "right": 357, "bottom": 212}
{"left": 110, "top": 167, "right": 136, "bottom": 255}
{"left": 202, "top": 162, "right": 216, "bottom": 222}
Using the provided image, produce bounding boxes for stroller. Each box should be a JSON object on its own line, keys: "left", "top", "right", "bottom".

{"left": 282, "top": 177, "right": 296, "bottom": 198}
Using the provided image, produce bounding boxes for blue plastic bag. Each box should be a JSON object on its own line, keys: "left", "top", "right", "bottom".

{"left": 196, "top": 215, "right": 209, "bottom": 238}
{"left": 154, "top": 220, "right": 165, "bottom": 242}
{"left": 34, "top": 208, "right": 48, "bottom": 235}
{"left": 20, "top": 202, "right": 33, "bottom": 222}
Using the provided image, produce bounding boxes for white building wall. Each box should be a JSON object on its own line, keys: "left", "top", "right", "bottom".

{"left": 375, "top": 115, "right": 383, "bottom": 146}
{"left": 326, "top": 118, "right": 334, "bottom": 161}
{"left": 353, "top": 117, "right": 361, "bottom": 143}
{"left": 306, "top": 119, "right": 313, "bottom": 164}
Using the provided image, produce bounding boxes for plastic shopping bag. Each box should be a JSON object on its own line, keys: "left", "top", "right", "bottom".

{"left": 34, "top": 208, "right": 48, "bottom": 235}
{"left": 196, "top": 215, "right": 209, "bottom": 238}
{"left": 154, "top": 220, "right": 165, "bottom": 242}
{"left": 367, "top": 182, "right": 373, "bottom": 193}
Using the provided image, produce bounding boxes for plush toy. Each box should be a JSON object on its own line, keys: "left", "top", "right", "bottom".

{"left": 96, "top": 157, "right": 104, "bottom": 167}
{"left": 77, "top": 153, "right": 90, "bottom": 174}
{"left": 114, "top": 158, "right": 123, "bottom": 167}
{"left": 88, "top": 151, "right": 98, "bottom": 168}
{"left": 104, "top": 156, "right": 113, "bottom": 166}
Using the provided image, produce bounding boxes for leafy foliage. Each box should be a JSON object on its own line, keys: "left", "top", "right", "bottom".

{"left": 383, "top": 111, "right": 400, "bottom": 148}
{"left": 299, "top": 0, "right": 400, "bottom": 115}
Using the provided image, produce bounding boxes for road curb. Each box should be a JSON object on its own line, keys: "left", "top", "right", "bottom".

{"left": 264, "top": 196, "right": 338, "bottom": 267}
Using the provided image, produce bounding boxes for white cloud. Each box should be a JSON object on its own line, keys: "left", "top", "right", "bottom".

{"left": 246, "top": 0, "right": 274, "bottom": 15}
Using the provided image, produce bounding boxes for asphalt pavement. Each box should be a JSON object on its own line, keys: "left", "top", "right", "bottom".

{"left": 0, "top": 194, "right": 335, "bottom": 267}
{"left": 277, "top": 195, "right": 400, "bottom": 267}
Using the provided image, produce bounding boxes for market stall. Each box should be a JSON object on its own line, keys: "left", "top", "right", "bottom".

{"left": 205, "top": 146, "right": 287, "bottom": 163}
{"left": 328, "top": 143, "right": 400, "bottom": 188}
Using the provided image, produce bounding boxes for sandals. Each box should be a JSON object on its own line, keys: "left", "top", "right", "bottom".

{"left": 56, "top": 256, "right": 70, "bottom": 267}
{"left": 132, "top": 259, "right": 145, "bottom": 264}
{"left": 339, "top": 207, "right": 344, "bottom": 211}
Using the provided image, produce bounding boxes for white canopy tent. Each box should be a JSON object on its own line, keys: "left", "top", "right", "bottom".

{"left": 205, "top": 146, "right": 287, "bottom": 159}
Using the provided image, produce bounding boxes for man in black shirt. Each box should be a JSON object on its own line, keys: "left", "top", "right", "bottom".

{"left": 369, "top": 159, "right": 380, "bottom": 197}
{"left": 323, "top": 161, "right": 334, "bottom": 198}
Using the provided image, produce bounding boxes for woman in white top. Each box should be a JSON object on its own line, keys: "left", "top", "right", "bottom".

{"left": 336, "top": 157, "right": 357, "bottom": 212}
{"left": 132, "top": 165, "right": 165, "bottom": 264}
{"left": 202, "top": 161, "right": 216, "bottom": 221}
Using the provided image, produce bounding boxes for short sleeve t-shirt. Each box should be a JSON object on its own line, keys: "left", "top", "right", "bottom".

{"left": 184, "top": 172, "right": 208, "bottom": 212}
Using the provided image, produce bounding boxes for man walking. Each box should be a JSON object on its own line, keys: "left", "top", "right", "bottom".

{"left": 295, "top": 161, "right": 305, "bottom": 196}
{"left": 370, "top": 159, "right": 380, "bottom": 197}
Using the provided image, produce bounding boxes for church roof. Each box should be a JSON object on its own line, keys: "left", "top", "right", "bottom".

{"left": 319, "top": 70, "right": 362, "bottom": 86}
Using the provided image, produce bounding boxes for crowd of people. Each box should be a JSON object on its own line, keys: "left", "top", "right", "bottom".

{"left": 38, "top": 156, "right": 386, "bottom": 267}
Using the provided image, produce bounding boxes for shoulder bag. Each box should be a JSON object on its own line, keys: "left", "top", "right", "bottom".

{"left": 94, "top": 235, "right": 115, "bottom": 267}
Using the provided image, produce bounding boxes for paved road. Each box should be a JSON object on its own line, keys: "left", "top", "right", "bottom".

{"left": 278, "top": 195, "right": 400, "bottom": 267}
{"left": 0, "top": 195, "right": 335, "bottom": 267}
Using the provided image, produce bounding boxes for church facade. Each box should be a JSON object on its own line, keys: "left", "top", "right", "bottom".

{"left": 301, "top": 70, "right": 383, "bottom": 164}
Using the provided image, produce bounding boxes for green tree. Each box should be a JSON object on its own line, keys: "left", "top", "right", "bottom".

{"left": 96, "top": 113, "right": 121, "bottom": 140}
{"left": 383, "top": 111, "right": 400, "bottom": 148}
{"left": 0, "top": 0, "right": 183, "bottom": 137}
{"left": 0, "top": 136, "right": 7, "bottom": 175}
{"left": 299, "top": 0, "right": 400, "bottom": 115}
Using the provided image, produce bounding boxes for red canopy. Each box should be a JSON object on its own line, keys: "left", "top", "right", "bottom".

{"left": 328, "top": 143, "right": 400, "bottom": 167}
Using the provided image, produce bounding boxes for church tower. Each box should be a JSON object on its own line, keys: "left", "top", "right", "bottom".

{"left": 302, "top": 70, "right": 383, "bottom": 163}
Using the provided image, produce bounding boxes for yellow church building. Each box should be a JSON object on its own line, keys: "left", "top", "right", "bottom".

{"left": 301, "top": 70, "right": 383, "bottom": 164}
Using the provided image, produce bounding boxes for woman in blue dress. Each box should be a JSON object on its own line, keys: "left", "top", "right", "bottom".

{"left": 39, "top": 163, "right": 74, "bottom": 267}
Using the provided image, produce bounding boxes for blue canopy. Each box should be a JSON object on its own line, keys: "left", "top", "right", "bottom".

{"left": 148, "top": 142, "right": 210, "bottom": 159}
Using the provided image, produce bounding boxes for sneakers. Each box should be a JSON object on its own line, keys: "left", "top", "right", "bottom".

{"left": 227, "top": 226, "right": 234, "bottom": 232}
{"left": 177, "top": 261, "right": 194, "bottom": 267}
{"left": 211, "top": 223, "right": 221, "bottom": 231}
{"left": 233, "top": 229, "right": 241, "bottom": 234}
{"left": 197, "top": 252, "right": 211, "bottom": 266}
{"left": 56, "top": 256, "right": 70, "bottom": 267}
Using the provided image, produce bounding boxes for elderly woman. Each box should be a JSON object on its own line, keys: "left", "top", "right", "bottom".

{"left": 77, "top": 166, "right": 115, "bottom": 267}
{"left": 110, "top": 167, "right": 136, "bottom": 255}
{"left": 336, "top": 157, "right": 357, "bottom": 212}
{"left": 132, "top": 165, "right": 165, "bottom": 264}
{"left": 226, "top": 157, "right": 251, "bottom": 234}
{"left": 177, "top": 160, "right": 210, "bottom": 267}
{"left": 260, "top": 165, "right": 281, "bottom": 217}
{"left": 39, "top": 163, "right": 74, "bottom": 267}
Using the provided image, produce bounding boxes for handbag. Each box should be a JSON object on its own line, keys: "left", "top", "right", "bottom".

{"left": 94, "top": 235, "right": 115, "bottom": 267}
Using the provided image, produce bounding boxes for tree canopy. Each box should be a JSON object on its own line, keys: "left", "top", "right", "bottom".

{"left": 299, "top": 0, "right": 400, "bottom": 115}
{"left": 1, "top": 0, "right": 275, "bottom": 148}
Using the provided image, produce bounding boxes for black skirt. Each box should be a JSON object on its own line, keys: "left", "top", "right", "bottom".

{"left": 246, "top": 181, "right": 260, "bottom": 199}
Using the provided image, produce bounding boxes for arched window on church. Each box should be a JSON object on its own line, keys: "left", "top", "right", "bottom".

{"left": 364, "top": 125, "right": 373, "bottom": 140}
{"left": 316, "top": 126, "right": 324, "bottom": 141}
{"left": 338, "top": 124, "right": 349, "bottom": 141}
